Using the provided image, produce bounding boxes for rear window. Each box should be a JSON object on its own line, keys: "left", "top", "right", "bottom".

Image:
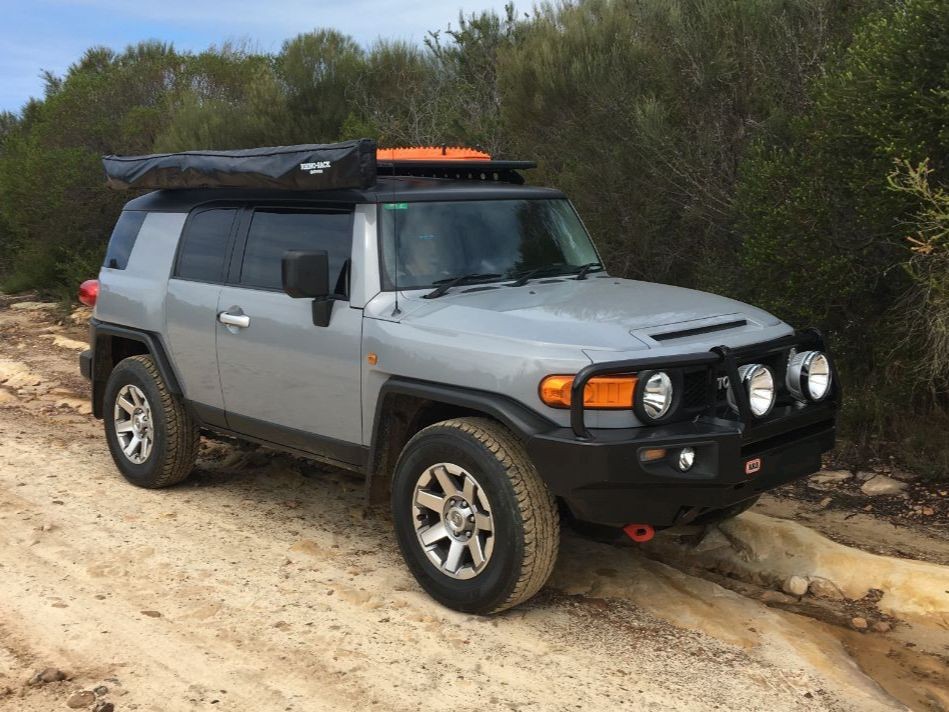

{"left": 239, "top": 209, "right": 353, "bottom": 292}
{"left": 103, "top": 211, "right": 147, "bottom": 270}
{"left": 176, "top": 209, "right": 238, "bottom": 282}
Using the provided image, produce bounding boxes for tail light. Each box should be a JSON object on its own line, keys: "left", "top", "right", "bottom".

{"left": 78, "top": 279, "right": 99, "bottom": 307}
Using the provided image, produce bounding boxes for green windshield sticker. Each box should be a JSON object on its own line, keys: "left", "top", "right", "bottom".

{"left": 383, "top": 202, "right": 409, "bottom": 210}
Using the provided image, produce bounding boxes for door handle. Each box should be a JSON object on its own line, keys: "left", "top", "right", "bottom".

{"left": 218, "top": 312, "right": 250, "bottom": 328}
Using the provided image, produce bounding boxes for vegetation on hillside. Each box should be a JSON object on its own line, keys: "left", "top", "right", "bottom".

{"left": 0, "top": 0, "right": 946, "bottom": 476}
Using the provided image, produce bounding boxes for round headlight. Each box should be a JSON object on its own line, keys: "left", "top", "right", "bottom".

{"left": 641, "top": 371, "right": 674, "bottom": 420}
{"left": 786, "top": 350, "right": 832, "bottom": 402}
{"left": 728, "top": 363, "right": 775, "bottom": 417}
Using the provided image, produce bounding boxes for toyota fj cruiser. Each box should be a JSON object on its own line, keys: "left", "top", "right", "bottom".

{"left": 80, "top": 141, "right": 838, "bottom": 614}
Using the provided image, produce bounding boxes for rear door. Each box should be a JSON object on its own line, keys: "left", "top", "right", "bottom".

{"left": 216, "top": 205, "right": 364, "bottom": 464}
{"left": 164, "top": 207, "right": 240, "bottom": 426}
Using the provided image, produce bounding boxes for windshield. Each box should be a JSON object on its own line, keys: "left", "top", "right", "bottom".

{"left": 379, "top": 199, "right": 600, "bottom": 291}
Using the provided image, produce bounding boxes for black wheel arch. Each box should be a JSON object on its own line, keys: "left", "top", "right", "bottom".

{"left": 365, "top": 377, "right": 555, "bottom": 504}
{"left": 88, "top": 319, "right": 183, "bottom": 419}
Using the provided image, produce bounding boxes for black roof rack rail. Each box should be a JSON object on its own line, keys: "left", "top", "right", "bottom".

{"left": 376, "top": 160, "right": 536, "bottom": 184}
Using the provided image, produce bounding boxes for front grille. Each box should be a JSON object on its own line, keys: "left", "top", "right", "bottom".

{"left": 682, "top": 370, "right": 710, "bottom": 409}
{"left": 689, "top": 344, "right": 799, "bottom": 419}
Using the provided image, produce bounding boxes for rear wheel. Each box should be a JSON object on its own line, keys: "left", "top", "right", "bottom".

{"left": 391, "top": 417, "right": 559, "bottom": 614}
{"left": 103, "top": 355, "right": 199, "bottom": 488}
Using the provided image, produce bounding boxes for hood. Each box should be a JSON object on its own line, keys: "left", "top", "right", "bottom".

{"left": 387, "top": 276, "right": 787, "bottom": 352}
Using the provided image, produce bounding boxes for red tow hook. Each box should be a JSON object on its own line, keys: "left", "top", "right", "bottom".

{"left": 623, "top": 524, "right": 655, "bottom": 543}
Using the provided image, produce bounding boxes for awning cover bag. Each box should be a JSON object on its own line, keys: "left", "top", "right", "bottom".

{"left": 103, "top": 139, "right": 377, "bottom": 191}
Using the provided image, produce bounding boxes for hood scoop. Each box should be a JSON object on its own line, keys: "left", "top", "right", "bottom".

{"left": 650, "top": 318, "right": 747, "bottom": 342}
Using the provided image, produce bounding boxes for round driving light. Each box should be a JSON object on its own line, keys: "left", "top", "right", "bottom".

{"left": 786, "top": 350, "right": 832, "bottom": 402}
{"left": 641, "top": 371, "right": 674, "bottom": 420}
{"left": 677, "top": 447, "right": 695, "bottom": 472}
{"left": 728, "top": 363, "right": 775, "bottom": 417}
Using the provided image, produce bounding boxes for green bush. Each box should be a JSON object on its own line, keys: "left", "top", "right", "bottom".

{"left": 734, "top": 0, "right": 949, "bottom": 476}
{"left": 0, "top": 0, "right": 946, "bottom": 478}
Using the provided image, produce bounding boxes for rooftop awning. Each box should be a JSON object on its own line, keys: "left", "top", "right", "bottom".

{"left": 103, "top": 139, "right": 378, "bottom": 191}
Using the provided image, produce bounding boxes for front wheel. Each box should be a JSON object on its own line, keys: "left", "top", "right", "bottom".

{"left": 391, "top": 417, "right": 559, "bottom": 614}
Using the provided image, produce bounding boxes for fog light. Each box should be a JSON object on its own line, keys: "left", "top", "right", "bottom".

{"left": 786, "top": 350, "right": 832, "bottom": 403}
{"left": 677, "top": 447, "right": 695, "bottom": 472}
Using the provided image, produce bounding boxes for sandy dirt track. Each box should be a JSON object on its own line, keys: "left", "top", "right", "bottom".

{"left": 1, "top": 299, "right": 947, "bottom": 712}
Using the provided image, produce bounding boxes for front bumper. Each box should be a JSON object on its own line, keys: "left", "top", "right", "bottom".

{"left": 527, "top": 403, "right": 834, "bottom": 527}
{"left": 526, "top": 329, "right": 839, "bottom": 527}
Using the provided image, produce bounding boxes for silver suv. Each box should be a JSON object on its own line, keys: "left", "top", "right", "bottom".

{"left": 80, "top": 143, "right": 838, "bottom": 614}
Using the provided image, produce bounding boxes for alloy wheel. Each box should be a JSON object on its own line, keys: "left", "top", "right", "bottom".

{"left": 113, "top": 384, "right": 154, "bottom": 464}
{"left": 412, "top": 462, "right": 495, "bottom": 580}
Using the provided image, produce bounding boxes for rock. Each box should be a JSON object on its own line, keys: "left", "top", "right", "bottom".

{"left": 140, "top": 610, "right": 162, "bottom": 618}
{"left": 28, "top": 667, "right": 67, "bottom": 685}
{"left": 921, "top": 506, "right": 935, "bottom": 516}
{"left": 94, "top": 685, "right": 109, "bottom": 696}
{"left": 807, "top": 472, "right": 853, "bottom": 491}
{"left": 872, "top": 621, "right": 892, "bottom": 633}
{"left": 808, "top": 470, "right": 852, "bottom": 488}
{"left": 808, "top": 577, "right": 845, "bottom": 600}
{"left": 67, "top": 690, "right": 96, "bottom": 708}
{"left": 851, "top": 616, "right": 869, "bottom": 630}
{"left": 782, "top": 575, "right": 809, "bottom": 597}
{"left": 818, "top": 497, "right": 832, "bottom": 509}
{"left": 9, "top": 301, "right": 57, "bottom": 311}
{"left": 93, "top": 701, "right": 115, "bottom": 712}
{"left": 855, "top": 471, "right": 876, "bottom": 481}
{"left": 760, "top": 590, "right": 794, "bottom": 604}
{"left": 1, "top": 685, "right": 13, "bottom": 696}
{"left": 860, "top": 475, "right": 908, "bottom": 496}
{"left": 692, "top": 526, "right": 734, "bottom": 553}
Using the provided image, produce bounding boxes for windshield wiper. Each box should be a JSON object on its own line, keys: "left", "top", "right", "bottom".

{"left": 574, "top": 261, "right": 604, "bottom": 280}
{"left": 422, "top": 273, "right": 503, "bottom": 299}
{"left": 509, "top": 261, "right": 603, "bottom": 287}
{"left": 509, "top": 263, "right": 567, "bottom": 287}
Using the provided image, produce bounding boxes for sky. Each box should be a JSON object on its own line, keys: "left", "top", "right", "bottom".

{"left": 0, "top": 0, "right": 517, "bottom": 113}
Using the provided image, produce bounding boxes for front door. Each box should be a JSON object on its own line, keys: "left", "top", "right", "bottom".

{"left": 216, "top": 206, "right": 364, "bottom": 464}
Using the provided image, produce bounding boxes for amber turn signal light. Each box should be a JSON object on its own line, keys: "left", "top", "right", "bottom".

{"left": 539, "top": 375, "right": 637, "bottom": 409}
{"left": 639, "top": 448, "right": 668, "bottom": 463}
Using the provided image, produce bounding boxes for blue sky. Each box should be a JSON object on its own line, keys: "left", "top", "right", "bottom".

{"left": 0, "top": 0, "right": 517, "bottom": 113}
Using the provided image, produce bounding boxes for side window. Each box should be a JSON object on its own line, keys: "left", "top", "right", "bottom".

{"left": 239, "top": 209, "right": 353, "bottom": 293}
{"left": 103, "top": 210, "right": 147, "bottom": 270}
{"left": 176, "top": 209, "right": 238, "bottom": 282}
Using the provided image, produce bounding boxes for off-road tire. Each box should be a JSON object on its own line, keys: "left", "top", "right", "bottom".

{"left": 103, "top": 355, "right": 199, "bottom": 488}
{"left": 391, "top": 417, "right": 560, "bottom": 615}
{"left": 693, "top": 495, "right": 760, "bottom": 525}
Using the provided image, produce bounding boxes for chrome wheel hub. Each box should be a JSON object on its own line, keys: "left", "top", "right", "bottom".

{"left": 113, "top": 385, "right": 154, "bottom": 464}
{"left": 412, "top": 463, "right": 495, "bottom": 580}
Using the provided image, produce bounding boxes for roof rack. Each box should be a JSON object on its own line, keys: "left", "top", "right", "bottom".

{"left": 376, "top": 145, "right": 535, "bottom": 184}
{"left": 102, "top": 140, "right": 535, "bottom": 191}
{"left": 377, "top": 159, "right": 536, "bottom": 184}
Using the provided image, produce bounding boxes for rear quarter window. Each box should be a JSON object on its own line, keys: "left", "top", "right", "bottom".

{"left": 103, "top": 210, "right": 147, "bottom": 270}
{"left": 175, "top": 209, "right": 239, "bottom": 282}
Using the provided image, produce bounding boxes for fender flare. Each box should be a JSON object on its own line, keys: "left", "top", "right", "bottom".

{"left": 89, "top": 319, "right": 184, "bottom": 417}
{"left": 366, "top": 377, "right": 555, "bottom": 494}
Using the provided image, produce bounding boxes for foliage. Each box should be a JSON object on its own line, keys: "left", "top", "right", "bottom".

{"left": 0, "top": 0, "right": 947, "bottom": 476}
{"left": 888, "top": 160, "right": 949, "bottom": 395}
{"left": 733, "top": 0, "right": 949, "bottom": 474}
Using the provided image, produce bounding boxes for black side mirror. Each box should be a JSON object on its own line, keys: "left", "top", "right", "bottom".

{"left": 282, "top": 250, "right": 335, "bottom": 327}
{"left": 282, "top": 250, "right": 330, "bottom": 298}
